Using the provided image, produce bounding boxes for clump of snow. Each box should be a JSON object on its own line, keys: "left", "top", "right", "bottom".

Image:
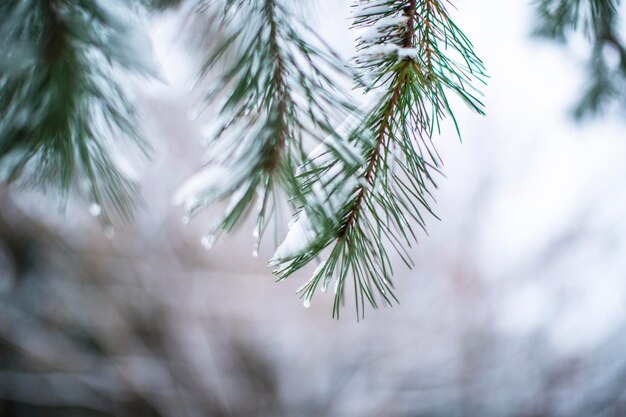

{"left": 272, "top": 211, "right": 317, "bottom": 261}
{"left": 356, "top": 4, "right": 418, "bottom": 64}
{"left": 272, "top": 132, "right": 362, "bottom": 265}
{"left": 372, "top": 15, "right": 406, "bottom": 29}
{"left": 397, "top": 48, "right": 418, "bottom": 58}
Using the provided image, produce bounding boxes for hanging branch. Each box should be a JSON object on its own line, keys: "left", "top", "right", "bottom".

{"left": 0, "top": 0, "right": 156, "bottom": 221}
{"left": 535, "top": 0, "right": 626, "bottom": 117}
{"left": 138, "top": 0, "right": 185, "bottom": 12}
{"left": 271, "top": 0, "right": 486, "bottom": 318}
{"left": 175, "top": 0, "right": 358, "bottom": 252}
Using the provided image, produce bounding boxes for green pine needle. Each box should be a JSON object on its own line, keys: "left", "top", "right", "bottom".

{"left": 271, "top": 0, "right": 487, "bottom": 319}
{"left": 534, "top": 0, "right": 626, "bottom": 117}
{"left": 176, "top": 0, "right": 358, "bottom": 248}
{"left": 0, "top": 0, "right": 155, "bottom": 221}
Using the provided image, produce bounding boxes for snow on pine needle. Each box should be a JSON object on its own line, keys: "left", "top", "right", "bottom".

{"left": 271, "top": 0, "right": 487, "bottom": 319}
{"left": 175, "top": 0, "right": 358, "bottom": 251}
{"left": 0, "top": 0, "right": 157, "bottom": 221}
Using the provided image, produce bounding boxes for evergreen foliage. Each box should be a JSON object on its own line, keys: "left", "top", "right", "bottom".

{"left": 270, "top": 0, "right": 486, "bottom": 317}
{"left": 535, "top": 0, "right": 626, "bottom": 117}
{"left": 174, "top": 0, "right": 358, "bottom": 250}
{"left": 0, "top": 0, "right": 156, "bottom": 221}
{"left": 0, "top": 0, "right": 624, "bottom": 317}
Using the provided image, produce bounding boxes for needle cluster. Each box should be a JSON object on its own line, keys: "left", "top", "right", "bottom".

{"left": 248, "top": 0, "right": 485, "bottom": 318}
{"left": 535, "top": 0, "right": 626, "bottom": 117}
{"left": 175, "top": 0, "right": 357, "bottom": 250}
{"left": 0, "top": 0, "right": 155, "bottom": 220}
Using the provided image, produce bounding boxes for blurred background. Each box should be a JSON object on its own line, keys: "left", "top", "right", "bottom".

{"left": 2, "top": 0, "right": 626, "bottom": 416}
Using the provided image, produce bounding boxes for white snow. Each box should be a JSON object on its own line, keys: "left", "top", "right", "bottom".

{"left": 272, "top": 211, "right": 317, "bottom": 261}
{"left": 397, "top": 48, "right": 418, "bottom": 58}
{"left": 354, "top": 1, "right": 393, "bottom": 18}
{"left": 89, "top": 203, "right": 102, "bottom": 217}
{"left": 172, "top": 165, "right": 230, "bottom": 210}
{"left": 313, "top": 260, "right": 327, "bottom": 277}
{"left": 362, "top": 44, "right": 401, "bottom": 57}
{"left": 372, "top": 15, "right": 407, "bottom": 29}
{"left": 201, "top": 235, "right": 216, "bottom": 250}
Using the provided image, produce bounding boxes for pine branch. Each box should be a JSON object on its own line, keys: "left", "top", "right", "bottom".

{"left": 138, "top": 0, "right": 186, "bottom": 12}
{"left": 534, "top": 0, "right": 626, "bottom": 117}
{"left": 0, "top": 0, "right": 156, "bottom": 221}
{"left": 271, "top": 0, "right": 486, "bottom": 319}
{"left": 175, "top": 0, "right": 358, "bottom": 251}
